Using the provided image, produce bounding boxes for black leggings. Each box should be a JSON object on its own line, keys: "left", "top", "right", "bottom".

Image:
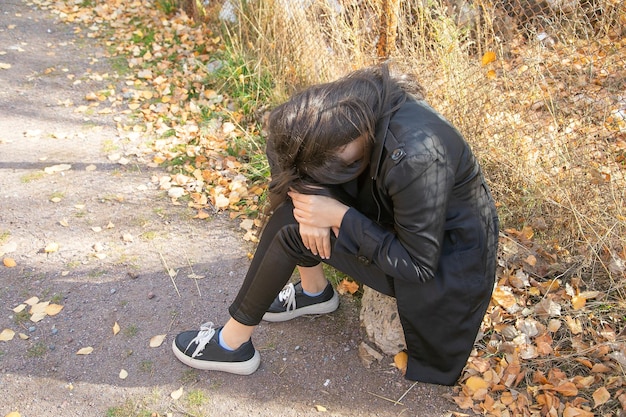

{"left": 228, "top": 202, "right": 394, "bottom": 326}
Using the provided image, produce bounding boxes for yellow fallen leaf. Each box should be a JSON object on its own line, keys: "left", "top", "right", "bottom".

{"left": 119, "top": 369, "right": 128, "bottom": 379}
{"left": 45, "top": 304, "right": 64, "bottom": 316}
{"left": 465, "top": 375, "right": 489, "bottom": 394}
{"left": 30, "top": 312, "right": 47, "bottom": 322}
{"left": 314, "top": 405, "right": 327, "bottom": 412}
{"left": 0, "top": 63, "right": 12, "bottom": 70}
{"left": 24, "top": 296, "right": 39, "bottom": 306}
{"left": 5, "top": 412, "right": 21, "bottom": 417}
{"left": 170, "top": 386, "right": 184, "bottom": 400}
{"left": 18, "top": 333, "right": 29, "bottom": 340}
{"left": 0, "top": 328, "right": 16, "bottom": 341}
{"left": 486, "top": 69, "right": 497, "bottom": 79}
{"left": 44, "top": 242, "right": 59, "bottom": 253}
{"left": 3, "top": 257, "right": 16, "bottom": 267}
{"left": 393, "top": 351, "right": 408, "bottom": 375}
{"left": 30, "top": 301, "right": 49, "bottom": 315}
{"left": 481, "top": 51, "right": 496, "bottom": 66}
{"left": 149, "top": 334, "right": 167, "bottom": 348}
{"left": 76, "top": 346, "right": 94, "bottom": 355}
{"left": 13, "top": 304, "right": 26, "bottom": 313}
{"left": 571, "top": 294, "right": 587, "bottom": 310}
{"left": 113, "top": 322, "right": 120, "bottom": 335}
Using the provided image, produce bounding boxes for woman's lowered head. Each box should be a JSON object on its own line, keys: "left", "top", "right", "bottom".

{"left": 265, "top": 64, "right": 424, "bottom": 211}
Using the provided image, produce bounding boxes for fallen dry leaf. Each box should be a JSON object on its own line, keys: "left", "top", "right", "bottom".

{"left": 149, "top": 334, "right": 166, "bottom": 348}
{"left": 481, "top": 51, "right": 496, "bottom": 66}
{"left": 336, "top": 279, "right": 359, "bottom": 295}
{"left": 592, "top": 386, "right": 610, "bottom": 407}
{"left": 314, "top": 405, "right": 327, "bottom": 412}
{"left": 44, "top": 242, "right": 59, "bottom": 253}
{"left": 393, "top": 351, "right": 408, "bottom": 375}
{"left": 0, "top": 328, "right": 16, "bottom": 341}
{"left": 113, "top": 322, "right": 120, "bottom": 335}
{"left": 12, "top": 304, "right": 26, "bottom": 313}
{"left": 45, "top": 304, "right": 64, "bottom": 316}
{"left": 43, "top": 164, "right": 71, "bottom": 174}
{"left": 76, "top": 347, "right": 94, "bottom": 355}
{"left": 5, "top": 412, "right": 21, "bottom": 417}
{"left": 3, "top": 258, "right": 16, "bottom": 267}
{"left": 170, "top": 386, "right": 184, "bottom": 400}
{"left": 23, "top": 296, "right": 39, "bottom": 306}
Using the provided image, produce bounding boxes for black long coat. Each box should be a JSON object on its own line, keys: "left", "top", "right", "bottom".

{"left": 333, "top": 97, "right": 499, "bottom": 385}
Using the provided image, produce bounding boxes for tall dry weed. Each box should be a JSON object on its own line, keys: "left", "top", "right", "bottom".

{"left": 219, "top": 0, "right": 625, "bottom": 283}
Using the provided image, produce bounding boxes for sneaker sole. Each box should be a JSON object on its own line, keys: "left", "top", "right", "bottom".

{"left": 171, "top": 341, "right": 261, "bottom": 375}
{"left": 262, "top": 291, "right": 339, "bottom": 322}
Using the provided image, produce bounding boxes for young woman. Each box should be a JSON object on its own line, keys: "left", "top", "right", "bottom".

{"left": 172, "top": 65, "right": 499, "bottom": 386}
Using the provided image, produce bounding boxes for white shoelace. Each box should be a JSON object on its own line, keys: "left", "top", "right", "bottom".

{"left": 278, "top": 283, "right": 297, "bottom": 311}
{"left": 184, "top": 322, "right": 216, "bottom": 358}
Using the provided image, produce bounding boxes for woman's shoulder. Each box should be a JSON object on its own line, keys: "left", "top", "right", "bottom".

{"left": 388, "top": 98, "right": 466, "bottom": 157}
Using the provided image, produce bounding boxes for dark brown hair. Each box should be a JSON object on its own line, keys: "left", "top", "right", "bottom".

{"left": 265, "top": 64, "right": 424, "bottom": 212}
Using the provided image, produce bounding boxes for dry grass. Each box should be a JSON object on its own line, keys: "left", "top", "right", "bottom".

{"left": 217, "top": 0, "right": 626, "bottom": 285}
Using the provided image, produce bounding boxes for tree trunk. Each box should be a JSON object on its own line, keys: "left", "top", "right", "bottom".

{"left": 180, "top": 0, "right": 198, "bottom": 20}
{"left": 376, "top": 0, "right": 400, "bottom": 60}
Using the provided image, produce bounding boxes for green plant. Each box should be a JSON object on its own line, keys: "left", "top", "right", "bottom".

{"left": 0, "top": 230, "right": 10, "bottom": 244}
{"left": 155, "top": 0, "right": 178, "bottom": 15}
{"left": 123, "top": 324, "right": 139, "bottom": 338}
{"left": 20, "top": 171, "right": 45, "bottom": 183}
{"left": 13, "top": 309, "right": 30, "bottom": 325}
{"left": 27, "top": 342, "right": 47, "bottom": 357}
{"left": 138, "top": 360, "right": 153, "bottom": 373}
{"left": 186, "top": 389, "right": 209, "bottom": 407}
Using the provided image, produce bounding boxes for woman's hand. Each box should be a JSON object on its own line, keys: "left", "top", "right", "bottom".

{"left": 289, "top": 190, "right": 349, "bottom": 259}
{"left": 298, "top": 223, "right": 332, "bottom": 259}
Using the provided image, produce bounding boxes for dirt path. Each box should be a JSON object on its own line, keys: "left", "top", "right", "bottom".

{"left": 0, "top": 2, "right": 467, "bottom": 416}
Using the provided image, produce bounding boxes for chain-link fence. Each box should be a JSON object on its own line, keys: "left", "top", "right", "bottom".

{"left": 220, "top": 0, "right": 625, "bottom": 279}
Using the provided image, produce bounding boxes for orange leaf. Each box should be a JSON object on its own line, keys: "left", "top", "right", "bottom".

{"left": 562, "top": 406, "right": 594, "bottom": 417}
{"left": 524, "top": 254, "right": 537, "bottom": 266}
{"left": 393, "top": 351, "right": 408, "bottom": 375}
{"left": 3, "top": 257, "right": 16, "bottom": 267}
{"left": 336, "top": 279, "right": 359, "bottom": 295}
{"left": 592, "top": 386, "right": 610, "bottom": 407}
{"left": 552, "top": 382, "right": 578, "bottom": 397}
{"left": 571, "top": 294, "right": 586, "bottom": 310}
{"left": 45, "top": 304, "right": 64, "bottom": 316}
{"left": 481, "top": 51, "right": 496, "bottom": 66}
{"left": 465, "top": 375, "right": 489, "bottom": 394}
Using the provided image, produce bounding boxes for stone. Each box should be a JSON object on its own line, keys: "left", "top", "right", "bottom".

{"left": 359, "top": 286, "right": 406, "bottom": 355}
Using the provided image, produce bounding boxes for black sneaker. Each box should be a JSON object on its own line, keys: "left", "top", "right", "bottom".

{"left": 262, "top": 281, "right": 339, "bottom": 322}
{"left": 172, "top": 322, "right": 260, "bottom": 375}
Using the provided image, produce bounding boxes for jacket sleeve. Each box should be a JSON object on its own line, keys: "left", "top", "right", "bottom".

{"left": 334, "top": 134, "right": 454, "bottom": 283}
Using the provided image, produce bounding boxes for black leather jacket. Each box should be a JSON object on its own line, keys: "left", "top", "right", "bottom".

{"left": 334, "top": 97, "right": 498, "bottom": 385}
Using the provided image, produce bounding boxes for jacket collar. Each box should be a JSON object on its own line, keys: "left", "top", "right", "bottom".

{"left": 370, "top": 110, "right": 404, "bottom": 181}
{"left": 369, "top": 112, "right": 391, "bottom": 180}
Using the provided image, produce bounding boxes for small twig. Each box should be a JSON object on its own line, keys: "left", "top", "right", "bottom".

{"left": 394, "top": 381, "right": 418, "bottom": 405}
{"left": 367, "top": 391, "right": 404, "bottom": 406}
{"left": 158, "top": 249, "right": 181, "bottom": 297}
{"left": 185, "top": 254, "right": 202, "bottom": 297}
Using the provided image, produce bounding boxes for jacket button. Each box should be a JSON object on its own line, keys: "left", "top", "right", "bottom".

{"left": 358, "top": 255, "right": 370, "bottom": 265}
{"left": 391, "top": 148, "right": 405, "bottom": 161}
